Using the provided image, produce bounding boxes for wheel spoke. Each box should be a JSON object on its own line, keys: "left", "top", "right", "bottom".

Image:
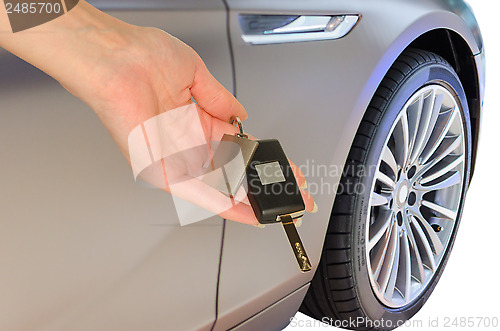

{"left": 372, "top": 220, "right": 395, "bottom": 279}
{"left": 384, "top": 233, "right": 401, "bottom": 301}
{"left": 409, "top": 215, "right": 437, "bottom": 270}
{"left": 371, "top": 192, "right": 390, "bottom": 207}
{"left": 369, "top": 209, "right": 393, "bottom": 249}
{"left": 395, "top": 233, "right": 412, "bottom": 301}
{"left": 394, "top": 112, "right": 410, "bottom": 168}
{"left": 376, "top": 170, "right": 396, "bottom": 190}
{"left": 410, "top": 89, "right": 435, "bottom": 164}
{"left": 419, "top": 134, "right": 462, "bottom": 176}
{"left": 379, "top": 223, "right": 399, "bottom": 293}
{"left": 382, "top": 145, "right": 399, "bottom": 177}
{"left": 406, "top": 94, "right": 423, "bottom": 156}
{"left": 415, "top": 171, "right": 461, "bottom": 191}
{"left": 421, "top": 200, "right": 457, "bottom": 221}
{"left": 411, "top": 210, "right": 444, "bottom": 255}
{"left": 405, "top": 220, "right": 426, "bottom": 284}
{"left": 417, "top": 93, "right": 444, "bottom": 161}
{"left": 420, "top": 107, "right": 457, "bottom": 164}
{"left": 420, "top": 154, "right": 464, "bottom": 185}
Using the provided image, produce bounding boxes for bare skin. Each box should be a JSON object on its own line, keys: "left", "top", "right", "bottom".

{"left": 0, "top": 1, "right": 316, "bottom": 225}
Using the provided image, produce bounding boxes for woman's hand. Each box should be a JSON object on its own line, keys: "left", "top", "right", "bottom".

{"left": 71, "top": 25, "right": 248, "bottom": 158}
{"left": 0, "top": 1, "right": 315, "bottom": 225}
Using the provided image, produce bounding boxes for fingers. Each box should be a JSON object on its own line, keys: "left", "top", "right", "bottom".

{"left": 300, "top": 188, "right": 316, "bottom": 213}
{"left": 211, "top": 117, "right": 241, "bottom": 142}
{"left": 191, "top": 55, "right": 247, "bottom": 122}
{"left": 166, "top": 173, "right": 260, "bottom": 225}
{"left": 289, "top": 159, "right": 317, "bottom": 213}
{"left": 289, "top": 159, "right": 306, "bottom": 189}
{"left": 218, "top": 202, "right": 260, "bottom": 226}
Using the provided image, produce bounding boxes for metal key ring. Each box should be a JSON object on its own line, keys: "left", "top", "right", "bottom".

{"left": 231, "top": 116, "right": 248, "bottom": 138}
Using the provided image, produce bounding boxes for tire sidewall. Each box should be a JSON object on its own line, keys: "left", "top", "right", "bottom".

{"left": 351, "top": 62, "right": 472, "bottom": 328}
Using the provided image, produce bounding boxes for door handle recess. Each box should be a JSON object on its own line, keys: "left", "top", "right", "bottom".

{"left": 239, "top": 14, "right": 359, "bottom": 45}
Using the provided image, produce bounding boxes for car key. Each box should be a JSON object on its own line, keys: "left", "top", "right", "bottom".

{"left": 245, "top": 137, "right": 312, "bottom": 272}
{"left": 211, "top": 117, "right": 312, "bottom": 272}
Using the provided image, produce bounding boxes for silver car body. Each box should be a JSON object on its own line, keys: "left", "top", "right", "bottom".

{"left": 0, "top": 0, "right": 484, "bottom": 330}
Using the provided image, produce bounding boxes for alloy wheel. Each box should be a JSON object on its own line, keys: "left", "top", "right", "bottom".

{"left": 366, "top": 84, "right": 466, "bottom": 308}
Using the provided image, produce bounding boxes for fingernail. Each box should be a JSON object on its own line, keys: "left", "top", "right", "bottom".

{"left": 300, "top": 180, "right": 308, "bottom": 190}
{"left": 203, "top": 158, "right": 212, "bottom": 169}
{"left": 254, "top": 224, "right": 266, "bottom": 229}
{"left": 295, "top": 218, "right": 303, "bottom": 228}
{"left": 311, "top": 202, "right": 318, "bottom": 214}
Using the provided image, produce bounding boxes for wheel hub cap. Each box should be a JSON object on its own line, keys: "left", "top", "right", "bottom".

{"left": 396, "top": 182, "right": 409, "bottom": 207}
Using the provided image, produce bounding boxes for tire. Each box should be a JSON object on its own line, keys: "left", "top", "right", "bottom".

{"left": 300, "top": 49, "right": 472, "bottom": 330}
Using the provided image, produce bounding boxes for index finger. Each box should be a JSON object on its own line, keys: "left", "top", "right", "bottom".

{"left": 191, "top": 55, "right": 247, "bottom": 122}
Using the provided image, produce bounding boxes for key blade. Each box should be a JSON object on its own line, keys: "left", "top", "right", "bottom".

{"left": 281, "top": 215, "right": 312, "bottom": 272}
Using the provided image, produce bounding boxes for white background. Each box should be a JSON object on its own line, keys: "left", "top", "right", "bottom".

{"left": 286, "top": 1, "right": 499, "bottom": 330}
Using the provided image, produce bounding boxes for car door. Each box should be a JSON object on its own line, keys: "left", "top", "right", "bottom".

{"left": 214, "top": 1, "right": 368, "bottom": 329}
{"left": 0, "top": 1, "right": 232, "bottom": 330}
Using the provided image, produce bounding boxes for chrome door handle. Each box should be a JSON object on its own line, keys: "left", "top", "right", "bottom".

{"left": 240, "top": 14, "right": 359, "bottom": 45}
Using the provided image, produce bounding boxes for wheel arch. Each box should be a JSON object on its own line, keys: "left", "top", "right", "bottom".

{"left": 407, "top": 29, "right": 482, "bottom": 179}
{"left": 352, "top": 12, "right": 483, "bottom": 183}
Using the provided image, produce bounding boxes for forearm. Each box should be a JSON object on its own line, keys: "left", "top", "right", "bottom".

{"left": 0, "top": 0, "right": 247, "bottom": 158}
{"left": 0, "top": 1, "right": 136, "bottom": 99}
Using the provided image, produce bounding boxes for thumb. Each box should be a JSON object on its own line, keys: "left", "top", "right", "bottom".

{"left": 191, "top": 55, "right": 247, "bottom": 122}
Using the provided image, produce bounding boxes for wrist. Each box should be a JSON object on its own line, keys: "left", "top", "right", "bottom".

{"left": 52, "top": 1, "right": 134, "bottom": 49}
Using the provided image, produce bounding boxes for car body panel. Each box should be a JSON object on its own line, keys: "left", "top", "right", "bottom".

{"left": 215, "top": 0, "right": 484, "bottom": 329}
{"left": 231, "top": 284, "right": 309, "bottom": 331}
{"left": 0, "top": 6, "right": 231, "bottom": 331}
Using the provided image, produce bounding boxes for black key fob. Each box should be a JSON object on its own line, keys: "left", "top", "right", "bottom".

{"left": 246, "top": 139, "right": 305, "bottom": 224}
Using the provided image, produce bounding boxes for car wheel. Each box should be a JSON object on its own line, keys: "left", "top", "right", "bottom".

{"left": 300, "top": 49, "right": 472, "bottom": 330}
